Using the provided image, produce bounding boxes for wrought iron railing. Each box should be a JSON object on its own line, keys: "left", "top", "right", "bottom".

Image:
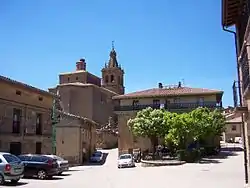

{"left": 240, "top": 48, "right": 250, "bottom": 93}
{"left": 233, "top": 80, "right": 240, "bottom": 107}
{"left": 114, "top": 102, "right": 221, "bottom": 112}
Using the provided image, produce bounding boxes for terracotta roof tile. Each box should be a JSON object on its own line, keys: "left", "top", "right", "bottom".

{"left": 113, "top": 87, "right": 223, "bottom": 99}
{"left": 0, "top": 75, "right": 55, "bottom": 97}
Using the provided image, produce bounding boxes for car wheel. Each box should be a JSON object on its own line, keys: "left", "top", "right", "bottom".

{"left": 0, "top": 175, "right": 5, "bottom": 185}
{"left": 37, "top": 170, "right": 47, "bottom": 180}
{"left": 11, "top": 178, "right": 20, "bottom": 184}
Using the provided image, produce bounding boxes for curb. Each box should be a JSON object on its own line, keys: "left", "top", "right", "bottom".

{"left": 141, "top": 160, "right": 186, "bottom": 167}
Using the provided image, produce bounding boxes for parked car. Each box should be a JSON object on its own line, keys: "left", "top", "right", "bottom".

{"left": 90, "top": 151, "right": 103, "bottom": 163}
{"left": 43, "top": 155, "right": 69, "bottom": 175}
{"left": 117, "top": 154, "right": 135, "bottom": 168}
{"left": 0, "top": 152, "right": 24, "bottom": 185}
{"left": 234, "top": 137, "right": 242, "bottom": 144}
{"left": 18, "top": 154, "right": 59, "bottom": 180}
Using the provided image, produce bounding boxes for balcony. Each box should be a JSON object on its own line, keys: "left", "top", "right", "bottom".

{"left": 232, "top": 80, "right": 240, "bottom": 107}
{"left": 240, "top": 48, "right": 250, "bottom": 98}
{"left": 114, "top": 102, "right": 222, "bottom": 112}
{"left": 232, "top": 80, "right": 248, "bottom": 113}
{"left": 114, "top": 104, "right": 161, "bottom": 111}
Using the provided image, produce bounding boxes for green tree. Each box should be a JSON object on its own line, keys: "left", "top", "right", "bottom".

{"left": 209, "top": 108, "right": 226, "bottom": 135}
{"left": 165, "top": 112, "right": 195, "bottom": 150}
{"left": 165, "top": 107, "right": 226, "bottom": 150}
{"left": 127, "top": 107, "right": 166, "bottom": 156}
{"left": 190, "top": 107, "right": 226, "bottom": 146}
{"left": 190, "top": 107, "right": 212, "bottom": 142}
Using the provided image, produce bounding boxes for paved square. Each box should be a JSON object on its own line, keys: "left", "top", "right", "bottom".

{"left": 5, "top": 148, "right": 245, "bottom": 188}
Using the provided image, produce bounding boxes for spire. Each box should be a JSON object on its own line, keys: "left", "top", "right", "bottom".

{"left": 112, "top": 40, "right": 115, "bottom": 50}
{"left": 108, "top": 41, "right": 118, "bottom": 67}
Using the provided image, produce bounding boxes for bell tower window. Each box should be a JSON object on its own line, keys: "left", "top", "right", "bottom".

{"left": 111, "top": 75, "right": 114, "bottom": 82}
{"left": 105, "top": 75, "right": 109, "bottom": 83}
{"left": 118, "top": 76, "right": 120, "bottom": 84}
{"left": 121, "top": 77, "right": 123, "bottom": 85}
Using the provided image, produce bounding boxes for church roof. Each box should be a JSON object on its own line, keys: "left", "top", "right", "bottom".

{"left": 108, "top": 48, "right": 119, "bottom": 67}
{"left": 58, "top": 82, "right": 118, "bottom": 95}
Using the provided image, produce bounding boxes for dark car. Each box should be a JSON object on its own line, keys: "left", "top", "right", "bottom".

{"left": 18, "top": 154, "right": 59, "bottom": 180}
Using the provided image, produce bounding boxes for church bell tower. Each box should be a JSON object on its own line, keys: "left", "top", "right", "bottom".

{"left": 101, "top": 42, "right": 125, "bottom": 95}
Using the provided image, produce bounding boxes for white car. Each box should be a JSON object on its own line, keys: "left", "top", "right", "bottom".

{"left": 117, "top": 154, "right": 135, "bottom": 168}
{"left": 43, "top": 155, "right": 69, "bottom": 175}
{"left": 90, "top": 151, "right": 103, "bottom": 163}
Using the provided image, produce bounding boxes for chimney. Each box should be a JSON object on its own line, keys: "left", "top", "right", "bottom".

{"left": 76, "top": 58, "right": 86, "bottom": 71}
{"left": 178, "top": 81, "right": 182, "bottom": 88}
{"left": 158, "top": 83, "right": 163, "bottom": 89}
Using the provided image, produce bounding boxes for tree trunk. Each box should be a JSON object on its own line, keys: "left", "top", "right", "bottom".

{"left": 150, "top": 136, "right": 158, "bottom": 160}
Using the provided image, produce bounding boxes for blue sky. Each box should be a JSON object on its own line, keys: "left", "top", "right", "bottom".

{"left": 0, "top": 0, "right": 237, "bottom": 106}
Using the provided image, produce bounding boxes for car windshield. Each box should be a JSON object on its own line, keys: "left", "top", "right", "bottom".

{"left": 3, "top": 154, "right": 21, "bottom": 163}
{"left": 93, "top": 152, "right": 102, "bottom": 157}
{"left": 54, "top": 155, "right": 64, "bottom": 161}
{"left": 119, "top": 154, "right": 132, "bottom": 160}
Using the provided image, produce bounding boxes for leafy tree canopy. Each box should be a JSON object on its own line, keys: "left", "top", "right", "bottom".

{"left": 128, "top": 106, "right": 226, "bottom": 151}
{"left": 128, "top": 107, "right": 166, "bottom": 138}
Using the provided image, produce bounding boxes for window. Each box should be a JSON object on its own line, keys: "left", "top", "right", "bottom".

{"left": 31, "top": 156, "right": 47, "bottom": 162}
{"left": 3, "top": 154, "right": 21, "bottom": 163}
{"left": 36, "top": 113, "right": 42, "bottom": 135}
{"left": 173, "top": 97, "right": 180, "bottom": 103}
{"left": 10, "top": 142, "right": 22, "bottom": 155}
{"left": 38, "top": 97, "right": 43, "bottom": 101}
{"left": 153, "top": 99, "right": 160, "bottom": 106}
{"left": 36, "top": 142, "right": 42, "bottom": 154}
{"left": 198, "top": 97, "right": 204, "bottom": 106}
{"left": 132, "top": 100, "right": 139, "bottom": 106}
{"left": 110, "top": 75, "right": 114, "bottom": 82}
{"left": 16, "top": 90, "right": 21, "bottom": 95}
{"left": 54, "top": 156, "right": 64, "bottom": 161}
{"left": 121, "top": 77, "right": 123, "bottom": 85}
{"left": 105, "top": 75, "right": 109, "bottom": 83}
{"left": 18, "top": 155, "right": 31, "bottom": 161}
{"left": 119, "top": 154, "right": 132, "bottom": 159}
{"left": 232, "top": 125, "right": 237, "bottom": 131}
{"left": 12, "top": 108, "right": 21, "bottom": 133}
{"left": 76, "top": 77, "right": 78, "bottom": 81}
{"left": 67, "top": 77, "right": 70, "bottom": 82}
{"left": 118, "top": 76, "right": 120, "bottom": 84}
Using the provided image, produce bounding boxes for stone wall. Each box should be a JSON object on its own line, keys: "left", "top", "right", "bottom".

{"left": 56, "top": 118, "right": 97, "bottom": 165}
{"left": 96, "top": 131, "right": 118, "bottom": 149}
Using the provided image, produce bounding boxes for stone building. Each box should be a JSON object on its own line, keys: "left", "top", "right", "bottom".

{"left": 223, "top": 107, "right": 243, "bottom": 142}
{"left": 0, "top": 75, "right": 54, "bottom": 155}
{"left": 224, "top": 115, "right": 242, "bottom": 142}
{"left": 49, "top": 46, "right": 124, "bottom": 127}
{"left": 113, "top": 83, "right": 223, "bottom": 155}
{"left": 221, "top": 0, "right": 250, "bottom": 183}
{"left": 55, "top": 111, "right": 97, "bottom": 165}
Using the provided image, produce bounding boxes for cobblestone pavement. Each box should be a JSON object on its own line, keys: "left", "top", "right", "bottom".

{"left": 4, "top": 147, "right": 245, "bottom": 188}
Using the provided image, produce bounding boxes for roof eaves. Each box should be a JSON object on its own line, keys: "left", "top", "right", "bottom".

{"left": 112, "top": 91, "right": 224, "bottom": 100}
{"left": 56, "top": 110, "right": 98, "bottom": 125}
{"left": 58, "top": 83, "right": 118, "bottom": 95}
{"left": 0, "top": 75, "right": 55, "bottom": 97}
{"left": 222, "top": 0, "right": 243, "bottom": 27}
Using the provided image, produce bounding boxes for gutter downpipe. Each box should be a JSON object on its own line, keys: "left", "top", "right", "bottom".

{"left": 223, "top": 26, "right": 248, "bottom": 184}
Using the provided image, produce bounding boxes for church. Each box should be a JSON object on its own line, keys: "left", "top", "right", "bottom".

{"left": 49, "top": 44, "right": 124, "bottom": 128}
